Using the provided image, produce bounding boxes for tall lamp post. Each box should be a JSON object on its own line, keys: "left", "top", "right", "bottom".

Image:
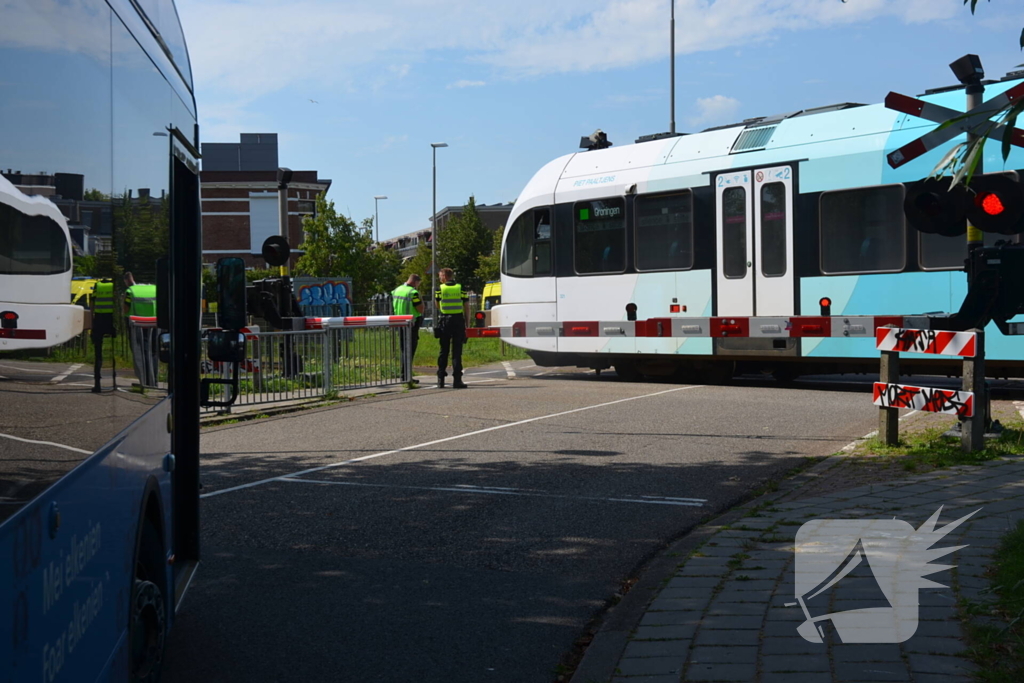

{"left": 373, "top": 195, "right": 387, "bottom": 243}
{"left": 430, "top": 142, "right": 448, "bottom": 314}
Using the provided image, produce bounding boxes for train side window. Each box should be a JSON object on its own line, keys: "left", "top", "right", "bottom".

{"left": 820, "top": 185, "right": 905, "bottom": 274}
{"left": 0, "top": 204, "right": 72, "bottom": 275}
{"left": 635, "top": 191, "right": 693, "bottom": 271}
{"left": 503, "top": 210, "right": 534, "bottom": 277}
{"left": 920, "top": 231, "right": 1008, "bottom": 270}
{"left": 722, "top": 187, "right": 747, "bottom": 278}
{"left": 534, "top": 209, "right": 552, "bottom": 275}
{"left": 574, "top": 198, "right": 626, "bottom": 274}
{"left": 760, "top": 182, "right": 787, "bottom": 277}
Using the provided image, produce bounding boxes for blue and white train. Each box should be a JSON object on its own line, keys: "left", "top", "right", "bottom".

{"left": 493, "top": 72, "right": 1024, "bottom": 380}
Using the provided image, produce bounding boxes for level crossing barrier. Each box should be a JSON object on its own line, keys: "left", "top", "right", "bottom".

{"left": 200, "top": 315, "right": 413, "bottom": 413}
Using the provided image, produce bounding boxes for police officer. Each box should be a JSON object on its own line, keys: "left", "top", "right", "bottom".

{"left": 90, "top": 277, "right": 116, "bottom": 393}
{"left": 434, "top": 268, "right": 469, "bottom": 389}
{"left": 123, "top": 271, "right": 159, "bottom": 387}
{"left": 392, "top": 273, "right": 424, "bottom": 383}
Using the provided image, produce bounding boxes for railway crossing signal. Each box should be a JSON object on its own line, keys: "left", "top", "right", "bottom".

{"left": 965, "top": 173, "right": 1024, "bottom": 235}
{"left": 903, "top": 179, "right": 967, "bottom": 236}
{"left": 883, "top": 81, "right": 1024, "bottom": 169}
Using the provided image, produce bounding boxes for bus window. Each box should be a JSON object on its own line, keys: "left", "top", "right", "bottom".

{"left": 574, "top": 198, "right": 626, "bottom": 274}
{"left": 635, "top": 191, "right": 693, "bottom": 271}
{"left": 820, "top": 185, "right": 905, "bottom": 274}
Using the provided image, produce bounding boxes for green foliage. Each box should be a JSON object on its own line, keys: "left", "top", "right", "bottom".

{"left": 475, "top": 224, "right": 504, "bottom": 285}
{"left": 436, "top": 196, "right": 492, "bottom": 293}
{"left": 295, "top": 193, "right": 402, "bottom": 301}
{"left": 83, "top": 188, "right": 109, "bottom": 201}
{"left": 114, "top": 193, "right": 168, "bottom": 284}
{"left": 245, "top": 268, "right": 277, "bottom": 282}
{"left": 400, "top": 242, "right": 434, "bottom": 299}
{"left": 73, "top": 254, "right": 97, "bottom": 277}
{"left": 860, "top": 423, "right": 1024, "bottom": 471}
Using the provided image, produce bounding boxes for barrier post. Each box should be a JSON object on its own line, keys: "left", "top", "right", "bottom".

{"left": 403, "top": 322, "right": 413, "bottom": 385}
{"left": 962, "top": 328, "right": 986, "bottom": 453}
{"left": 879, "top": 325, "right": 900, "bottom": 446}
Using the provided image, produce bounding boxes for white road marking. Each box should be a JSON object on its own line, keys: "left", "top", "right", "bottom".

{"left": 279, "top": 477, "right": 706, "bottom": 507}
{"left": 839, "top": 410, "right": 919, "bottom": 452}
{"left": 0, "top": 432, "right": 91, "bottom": 454}
{"left": 201, "top": 384, "right": 704, "bottom": 499}
{"left": 0, "top": 363, "right": 55, "bottom": 374}
{"left": 49, "top": 363, "right": 84, "bottom": 384}
{"left": 502, "top": 361, "right": 516, "bottom": 379}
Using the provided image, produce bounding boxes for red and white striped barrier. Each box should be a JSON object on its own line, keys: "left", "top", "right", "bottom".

{"left": 875, "top": 328, "right": 977, "bottom": 357}
{"left": 129, "top": 315, "right": 158, "bottom": 328}
{"left": 304, "top": 315, "right": 414, "bottom": 330}
{"left": 479, "top": 315, "right": 924, "bottom": 340}
{"left": 872, "top": 382, "right": 974, "bottom": 418}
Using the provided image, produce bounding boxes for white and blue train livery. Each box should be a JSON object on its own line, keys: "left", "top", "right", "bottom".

{"left": 494, "top": 71, "right": 1024, "bottom": 381}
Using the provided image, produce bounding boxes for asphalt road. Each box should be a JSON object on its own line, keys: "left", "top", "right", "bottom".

{"left": 159, "top": 362, "right": 901, "bottom": 683}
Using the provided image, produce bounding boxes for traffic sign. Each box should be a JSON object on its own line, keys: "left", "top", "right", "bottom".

{"left": 875, "top": 327, "right": 977, "bottom": 357}
{"left": 872, "top": 382, "right": 974, "bottom": 417}
{"left": 884, "top": 82, "right": 1024, "bottom": 168}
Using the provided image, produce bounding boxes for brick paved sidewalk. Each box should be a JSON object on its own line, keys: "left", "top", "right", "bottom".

{"left": 601, "top": 456, "right": 1024, "bottom": 683}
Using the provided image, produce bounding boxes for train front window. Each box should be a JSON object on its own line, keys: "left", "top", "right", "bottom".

{"left": 820, "top": 185, "right": 905, "bottom": 274}
{"left": 0, "top": 204, "right": 71, "bottom": 275}
{"left": 503, "top": 211, "right": 534, "bottom": 277}
{"left": 574, "top": 198, "right": 626, "bottom": 274}
{"left": 636, "top": 191, "right": 693, "bottom": 271}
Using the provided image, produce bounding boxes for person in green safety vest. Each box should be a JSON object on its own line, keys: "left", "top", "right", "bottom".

{"left": 392, "top": 273, "right": 424, "bottom": 384}
{"left": 89, "top": 278, "right": 116, "bottom": 393}
{"left": 434, "top": 267, "right": 470, "bottom": 389}
{"left": 123, "top": 271, "right": 159, "bottom": 387}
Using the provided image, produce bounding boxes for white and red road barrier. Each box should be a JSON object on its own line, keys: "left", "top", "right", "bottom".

{"left": 304, "top": 315, "right": 414, "bottom": 330}
{"left": 129, "top": 315, "right": 157, "bottom": 328}
{"left": 872, "top": 382, "right": 974, "bottom": 418}
{"left": 875, "top": 327, "right": 977, "bottom": 357}
{"left": 469, "top": 315, "right": 926, "bottom": 340}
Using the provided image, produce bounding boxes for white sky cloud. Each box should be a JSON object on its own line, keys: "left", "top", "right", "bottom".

{"left": 177, "top": 0, "right": 964, "bottom": 100}
{"left": 688, "top": 94, "right": 741, "bottom": 126}
{"left": 448, "top": 80, "right": 487, "bottom": 89}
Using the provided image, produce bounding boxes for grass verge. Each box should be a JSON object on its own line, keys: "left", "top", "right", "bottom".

{"left": 855, "top": 421, "right": 1024, "bottom": 473}
{"left": 413, "top": 331, "right": 529, "bottom": 368}
{"left": 963, "top": 520, "right": 1024, "bottom": 682}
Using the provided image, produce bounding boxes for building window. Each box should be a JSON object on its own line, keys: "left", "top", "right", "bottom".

{"left": 722, "top": 187, "right": 747, "bottom": 278}
{"left": 574, "top": 198, "right": 626, "bottom": 274}
{"left": 820, "top": 185, "right": 905, "bottom": 274}
{"left": 760, "top": 183, "right": 787, "bottom": 277}
{"left": 297, "top": 199, "right": 315, "bottom": 215}
{"left": 635, "top": 191, "right": 693, "bottom": 271}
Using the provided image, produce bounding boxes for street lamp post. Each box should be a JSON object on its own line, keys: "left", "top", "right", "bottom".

{"left": 430, "top": 142, "right": 448, "bottom": 316}
{"left": 373, "top": 195, "right": 387, "bottom": 243}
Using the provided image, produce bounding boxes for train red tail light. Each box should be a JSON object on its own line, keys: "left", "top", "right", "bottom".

{"left": 474, "top": 311, "right": 485, "bottom": 328}
{"left": 0, "top": 311, "right": 18, "bottom": 329}
{"left": 819, "top": 297, "right": 832, "bottom": 316}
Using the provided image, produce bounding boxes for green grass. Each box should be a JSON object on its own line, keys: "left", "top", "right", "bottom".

{"left": 413, "top": 330, "right": 529, "bottom": 369}
{"left": 963, "top": 520, "right": 1024, "bottom": 682}
{"left": 859, "top": 422, "right": 1024, "bottom": 471}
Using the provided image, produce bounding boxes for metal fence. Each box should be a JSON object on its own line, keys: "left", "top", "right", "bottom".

{"left": 200, "top": 320, "right": 412, "bottom": 413}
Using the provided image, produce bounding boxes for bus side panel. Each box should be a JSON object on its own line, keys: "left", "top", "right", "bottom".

{"left": 1, "top": 401, "right": 171, "bottom": 683}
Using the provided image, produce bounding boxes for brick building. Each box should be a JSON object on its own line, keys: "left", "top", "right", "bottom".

{"left": 200, "top": 133, "right": 331, "bottom": 269}
{"left": 387, "top": 202, "right": 513, "bottom": 261}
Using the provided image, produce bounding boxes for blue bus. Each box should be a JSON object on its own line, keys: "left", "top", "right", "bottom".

{"left": 0, "top": 2, "right": 231, "bottom": 680}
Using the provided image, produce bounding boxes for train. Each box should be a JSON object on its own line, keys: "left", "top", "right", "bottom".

{"left": 491, "top": 71, "right": 1024, "bottom": 381}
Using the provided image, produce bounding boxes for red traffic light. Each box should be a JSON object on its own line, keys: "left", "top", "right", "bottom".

{"left": 819, "top": 297, "right": 832, "bottom": 316}
{"left": 966, "top": 174, "right": 1024, "bottom": 235}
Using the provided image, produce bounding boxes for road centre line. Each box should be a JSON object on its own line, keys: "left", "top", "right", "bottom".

{"left": 201, "top": 384, "right": 703, "bottom": 499}
{"left": 502, "top": 361, "right": 516, "bottom": 379}
{"left": 0, "top": 431, "right": 91, "bottom": 454}
{"left": 50, "top": 363, "right": 83, "bottom": 384}
{"left": 279, "top": 477, "right": 706, "bottom": 507}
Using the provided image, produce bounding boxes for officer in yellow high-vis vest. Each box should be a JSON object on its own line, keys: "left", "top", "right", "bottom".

{"left": 89, "top": 278, "right": 116, "bottom": 393}
{"left": 434, "top": 267, "right": 470, "bottom": 389}
{"left": 391, "top": 273, "right": 423, "bottom": 383}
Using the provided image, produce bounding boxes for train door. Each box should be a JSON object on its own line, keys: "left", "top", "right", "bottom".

{"left": 714, "top": 165, "right": 795, "bottom": 316}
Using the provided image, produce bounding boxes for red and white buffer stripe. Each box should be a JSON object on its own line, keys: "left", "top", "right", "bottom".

{"left": 872, "top": 382, "right": 974, "bottom": 418}
{"left": 875, "top": 328, "right": 977, "bottom": 357}
{"left": 884, "top": 82, "right": 1024, "bottom": 169}
{"left": 305, "top": 315, "right": 414, "bottom": 330}
{"left": 129, "top": 315, "right": 157, "bottom": 328}
{"left": 476, "top": 315, "right": 922, "bottom": 340}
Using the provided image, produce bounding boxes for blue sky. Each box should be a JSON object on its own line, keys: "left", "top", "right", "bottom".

{"left": 175, "top": 0, "right": 1024, "bottom": 242}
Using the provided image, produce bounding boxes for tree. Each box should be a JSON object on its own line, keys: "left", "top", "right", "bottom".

{"left": 436, "top": 196, "right": 492, "bottom": 293}
{"left": 401, "top": 241, "right": 434, "bottom": 299}
{"left": 295, "top": 193, "right": 403, "bottom": 302}
{"left": 73, "top": 254, "right": 97, "bottom": 277}
{"left": 475, "top": 224, "right": 504, "bottom": 285}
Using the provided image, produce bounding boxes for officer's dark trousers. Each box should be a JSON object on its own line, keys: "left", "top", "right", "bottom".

{"left": 91, "top": 313, "right": 115, "bottom": 388}
{"left": 399, "top": 317, "right": 421, "bottom": 379}
{"left": 436, "top": 316, "right": 464, "bottom": 381}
